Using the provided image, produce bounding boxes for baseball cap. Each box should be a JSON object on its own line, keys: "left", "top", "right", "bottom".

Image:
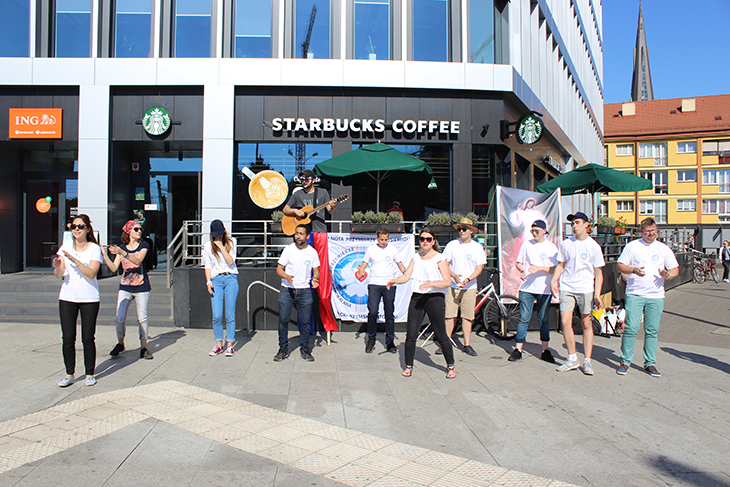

{"left": 567, "top": 211, "right": 589, "bottom": 223}
{"left": 210, "top": 219, "right": 225, "bottom": 237}
{"left": 299, "top": 169, "right": 316, "bottom": 180}
{"left": 531, "top": 220, "right": 549, "bottom": 234}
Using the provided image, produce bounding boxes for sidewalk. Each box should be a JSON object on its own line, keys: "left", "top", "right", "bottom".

{"left": 1, "top": 282, "right": 729, "bottom": 487}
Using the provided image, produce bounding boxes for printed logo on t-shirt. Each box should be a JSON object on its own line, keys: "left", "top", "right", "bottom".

{"left": 581, "top": 253, "right": 588, "bottom": 260}
{"left": 652, "top": 254, "right": 660, "bottom": 261}
{"left": 466, "top": 253, "right": 473, "bottom": 260}
{"left": 385, "top": 256, "right": 391, "bottom": 262}
{"left": 540, "top": 253, "right": 547, "bottom": 260}
{"left": 121, "top": 258, "right": 145, "bottom": 287}
{"left": 305, "top": 260, "right": 311, "bottom": 266}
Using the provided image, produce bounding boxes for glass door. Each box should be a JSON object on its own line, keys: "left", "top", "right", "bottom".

{"left": 25, "top": 179, "right": 60, "bottom": 269}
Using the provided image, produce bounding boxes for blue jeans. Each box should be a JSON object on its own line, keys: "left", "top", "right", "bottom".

{"left": 211, "top": 274, "right": 239, "bottom": 343}
{"left": 367, "top": 284, "right": 396, "bottom": 343}
{"left": 620, "top": 294, "right": 664, "bottom": 367}
{"left": 278, "top": 287, "right": 313, "bottom": 350}
{"left": 516, "top": 291, "right": 552, "bottom": 344}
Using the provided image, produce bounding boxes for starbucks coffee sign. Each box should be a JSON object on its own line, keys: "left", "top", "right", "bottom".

{"left": 142, "top": 107, "right": 171, "bottom": 135}
{"left": 516, "top": 114, "right": 543, "bottom": 144}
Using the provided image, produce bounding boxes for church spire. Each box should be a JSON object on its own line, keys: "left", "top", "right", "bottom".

{"left": 631, "top": 1, "right": 654, "bottom": 101}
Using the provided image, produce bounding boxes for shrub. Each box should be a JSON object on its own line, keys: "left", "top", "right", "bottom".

{"left": 363, "top": 210, "right": 378, "bottom": 223}
{"left": 426, "top": 212, "right": 452, "bottom": 226}
{"left": 386, "top": 211, "right": 403, "bottom": 223}
{"left": 351, "top": 211, "right": 365, "bottom": 223}
{"left": 271, "top": 211, "right": 284, "bottom": 222}
{"left": 597, "top": 216, "right": 616, "bottom": 227}
{"left": 375, "top": 212, "right": 388, "bottom": 224}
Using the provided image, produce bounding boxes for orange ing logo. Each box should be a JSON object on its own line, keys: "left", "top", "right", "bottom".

{"left": 9, "top": 108, "right": 63, "bottom": 139}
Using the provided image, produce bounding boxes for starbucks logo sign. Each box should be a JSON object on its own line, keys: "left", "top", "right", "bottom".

{"left": 142, "top": 107, "right": 171, "bottom": 135}
{"left": 517, "top": 114, "right": 543, "bottom": 145}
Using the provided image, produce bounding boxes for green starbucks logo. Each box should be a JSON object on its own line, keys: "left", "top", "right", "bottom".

{"left": 142, "top": 107, "right": 171, "bottom": 135}
{"left": 517, "top": 114, "right": 543, "bottom": 145}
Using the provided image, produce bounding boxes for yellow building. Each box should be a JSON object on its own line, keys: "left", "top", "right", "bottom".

{"left": 604, "top": 95, "right": 730, "bottom": 226}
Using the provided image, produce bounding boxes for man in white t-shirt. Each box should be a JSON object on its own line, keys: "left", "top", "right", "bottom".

{"left": 509, "top": 220, "right": 559, "bottom": 363}
{"left": 356, "top": 229, "right": 407, "bottom": 354}
{"left": 443, "top": 217, "right": 486, "bottom": 356}
{"left": 616, "top": 217, "right": 679, "bottom": 378}
{"left": 550, "top": 212, "right": 605, "bottom": 375}
{"left": 275, "top": 224, "right": 320, "bottom": 363}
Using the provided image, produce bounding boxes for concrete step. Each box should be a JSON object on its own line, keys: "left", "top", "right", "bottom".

{"left": 0, "top": 303, "right": 172, "bottom": 318}
{"left": 0, "top": 291, "right": 172, "bottom": 306}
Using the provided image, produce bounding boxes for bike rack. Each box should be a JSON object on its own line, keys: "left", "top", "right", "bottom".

{"left": 246, "top": 280, "right": 280, "bottom": 331}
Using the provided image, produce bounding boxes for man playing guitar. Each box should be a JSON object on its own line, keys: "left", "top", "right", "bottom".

{"left": 282, "top": 170, "right": 339, "bottom": 335}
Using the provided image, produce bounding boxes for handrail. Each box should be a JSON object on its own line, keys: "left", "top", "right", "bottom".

{"left": 166, "top": 224, "right": 186, "bottom": 289}
{"left": 246, "top": 280, "right": 280, "bottom": 331}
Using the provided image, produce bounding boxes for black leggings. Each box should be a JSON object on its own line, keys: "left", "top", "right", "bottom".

{"left": 723, "top": 261, "right": 730, "bottom": 281}
{"left": 59, "top": 300, "right": 99, "bottom": 376}
{"left": 404, "top": 293, "right": 454, "bottom": 367}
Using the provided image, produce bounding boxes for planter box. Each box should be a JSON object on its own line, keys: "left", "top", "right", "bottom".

{"left": 268, "top": 222, "right": 283, "bottom": 233}
{"left": 597, "top": 225, "right": 614, "bottom": 235}
{"left": 425, "top": 225, "right": 458, "bottom": 233}
{"left": 350, "top": 223, "right": 403, "bottom": 234}
{"left": 614, "top": 227, "right": 627, "bottom": 235}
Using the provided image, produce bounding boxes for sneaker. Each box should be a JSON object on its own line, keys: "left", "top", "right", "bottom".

{"left": 85, "top": 376, "right": 96, "bottom": 386}
{"left": 58, "top": 376, "right": 74, "bottom": 387}
{"left": 273, "top": 347, "right": 289, "bottom": 362}
{"left": 209, "top": 345, "right": 223, "bottom": 356}
{"left": 463, "top": 345, "right": 478, "bottom": 356}
{"left": 556, "top": 358, "right": 580, "bottom": 372}
{"left": 540, "top": 350, "right": 556, "bottom": 364}
{"left": 435, "top": 347, "right": 443, "bottom": 355}
{"left": 386, "top": 342, "right": 398, "bottom": 354}
{"left": 140, "top": 347, "right": 154, "bottom": 359}
{"left": 508, "top": 349, "right": 522, "bottom": 361}
{"left": 110, "top": 343, "right": 124, "bottom": 357}
{"left": 365, "top": 339, "right": 376, "bottom": 354}
{"left": 644, "top": 365, "right": 661, "bottom": 378}
{"left": 225, "top": 346, "right": 234, "bottom": 357}
{"left": 617, "top": 363, "right": 629, "bottom": 375}
{"left": 581, "top": 360, "right": 594, "bottom": 376}
{"left": 300, "top": 349, "right": 315, "bottom": 362}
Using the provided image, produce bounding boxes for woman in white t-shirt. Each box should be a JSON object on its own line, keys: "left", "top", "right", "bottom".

{"left": 52, "top": 214, "right": 103, "bottom": 387}
{"left": 388, "top": 228, "right": 455, "bottom": 379}
{"left": 203, "top": 220, "right": 239, "bottom": 357}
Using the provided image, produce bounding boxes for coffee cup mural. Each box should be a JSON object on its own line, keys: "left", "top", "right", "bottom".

{"left": 241, "top": 167, "right": 289, "bottom": 209}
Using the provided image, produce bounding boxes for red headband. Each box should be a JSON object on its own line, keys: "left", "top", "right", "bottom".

{"left": 122, "top": 220, "right": 137, "bottom": 234}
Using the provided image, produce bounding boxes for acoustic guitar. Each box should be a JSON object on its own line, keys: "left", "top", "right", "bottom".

{"left": 281, "top": 194, "right": 350, "bottom": 235}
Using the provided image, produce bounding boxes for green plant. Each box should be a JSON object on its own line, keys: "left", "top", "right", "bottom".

{"left": 351, "top": 211, "right": 365, "bottom": 223}
{"left": 597, "top": 216, "right": 616, "bottom": 227}
{"left": 386, "top": 211, "right": 403, "bottom": 223}
{"left": 271, "top": 211, "right": 284, "bottom": 222}
{"left": 363, "top": 210, "right": 378, "bottom": 223}
{"left": 426, "top": 212, "right": 451, "bottom": 226}
{"left": 615, "top": 216, "right": 628, "bottom": 228}
{"left": 375, "top": 212, "right": 388, "bottom": 224}
{"left": 466, "top": 212, "right": 480, "bottom": 225}
{"left": 450, "top": 212, "right": 465, "bottom": 224}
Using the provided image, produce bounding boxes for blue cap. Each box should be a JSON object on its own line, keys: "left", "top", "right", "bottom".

{"left": 210, "top": 219, "right": 225, "bottom": 237}
{"left": 567, "top": 212, "right": 589, "bottom": 223}
{"left": 531, "top": 220, "right": 549, "bottom": 234}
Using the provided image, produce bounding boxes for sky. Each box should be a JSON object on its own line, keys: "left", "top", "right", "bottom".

{"left": 602, "top": 0, "right": 730, "bottom": 104}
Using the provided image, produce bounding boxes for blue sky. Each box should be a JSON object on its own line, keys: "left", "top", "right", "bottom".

{"left": 602, "top": 0, "right": 730, "bottom": 104}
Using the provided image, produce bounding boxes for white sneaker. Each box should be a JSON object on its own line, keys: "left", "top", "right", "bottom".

{"left": 556, "top": 359, "right": 580, "bottom": 372}
{"left": 582, "top": 360, "right": 594, "bottom": 376}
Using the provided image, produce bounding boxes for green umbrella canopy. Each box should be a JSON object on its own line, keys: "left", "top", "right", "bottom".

{"left": 313, "top": 142, "right": 434, "bottom": 211}
{"left": 535, "top": 163, "right": 653, "bottom": 195}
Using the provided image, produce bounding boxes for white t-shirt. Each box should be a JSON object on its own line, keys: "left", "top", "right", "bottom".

{"left": 278, "top": 243, "right": 320, "bottom": 289}
{"left": 57, "top": 242, "right": 103, "bottom": 302}
{"left": 410, "top": 253, "right": 448, "bottom": 294}
{"left": 517, "top": 238, "right": 559, "bottom": 295}
{"left": 442, "top": 239, "right": 487, "bottom": 290}
{"left": 362, "top": 244, "right": 403, "bottom": 286}
{"left": 618, "top": 238, "right": 679, "bottom": 298}
{"left": 557, "top": 236, "right": 605, "bottom": 294}
{"left": 203, "top": 238, "right": 239, "bottom": 277}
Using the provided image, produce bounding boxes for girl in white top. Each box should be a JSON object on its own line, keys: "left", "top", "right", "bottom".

{"left": 52, "top": 214, "right": 103, "bottom": 387}
{"left": 203, "top": 220, "right": 239, "bottom": 357}
{"left": 388, "top": 228, "right": 455, "bottom": 379}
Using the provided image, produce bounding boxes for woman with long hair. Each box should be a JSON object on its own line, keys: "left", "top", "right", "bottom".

{"left": 203, "top": 220, "right": 239, "bottom": 356}
{"left": 387, "top": 228, "right": 455, "bottom": 379}
{"left": 721, "top": 240, "right": 730, "bottom": 283}
{"left": 52, "top": 214, "right": 103, "bottom": 387}
{"left": 103, "top": 220, "right": 153, "bottom": 359}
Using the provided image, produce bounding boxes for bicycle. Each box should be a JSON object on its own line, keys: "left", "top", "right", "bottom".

{"left": 474, "top": 268, "right": 520, "bottom": 340}
{"left": 691, "top": 249, "right": 719, "bottom": 284}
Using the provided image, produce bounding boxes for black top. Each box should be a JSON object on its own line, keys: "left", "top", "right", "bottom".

{"left": 119, "top": 241, "right": 151, "bottom": 293}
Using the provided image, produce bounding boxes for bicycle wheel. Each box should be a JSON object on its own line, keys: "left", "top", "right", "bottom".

{"left": 484, "top": 294, "right": 520, "bottom": 340}
{"left": 710, "top": 266, "right": 720, "bottom": 283}
{"left": 693, "top": 266, "right": 706, "bottom": 284}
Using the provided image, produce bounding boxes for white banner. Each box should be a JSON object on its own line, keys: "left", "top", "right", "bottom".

{"left": 327, "top": 233, "right": 415, "bottom": 323}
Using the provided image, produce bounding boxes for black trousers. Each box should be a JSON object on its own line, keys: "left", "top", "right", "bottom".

{"left": 404, "top": 293, "right": 454, "bottom": 367}
{"left": 723, "top": 261, "right": 730, "bottom": 281}
{"left": 59, "top": 300, "right": 99, "bottom": 376}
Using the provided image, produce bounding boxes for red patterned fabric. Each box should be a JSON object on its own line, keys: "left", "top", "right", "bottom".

{"left": 312, "top": 232, "right": 338, "bottom": 332}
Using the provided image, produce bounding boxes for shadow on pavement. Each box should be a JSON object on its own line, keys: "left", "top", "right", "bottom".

{"left": 645, "top": 454, "right": 730, "bottom": 487}
{"left": 661, "top": 347, "right": 730, "bottom": 375}
{"left": 662, "top": 310, "right": 729, "bottom": 329}
{"left": 94, "top": 328, "right": 186, "bottom": 379}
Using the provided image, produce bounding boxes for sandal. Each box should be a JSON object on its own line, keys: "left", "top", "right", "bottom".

{"left": 402, "top": 366, "right": 413, "bottom": 377}
{"left": 446, "top": 365, "right": 456, "bottom": 379}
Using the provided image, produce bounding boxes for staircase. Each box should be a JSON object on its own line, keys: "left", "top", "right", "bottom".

{"left": 0, "top": 272, "right": 174, "bottom": 326}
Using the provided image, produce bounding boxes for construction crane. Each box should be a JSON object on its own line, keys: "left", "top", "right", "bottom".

{"left": 295, "top": 4, "right": 317, "bottom": 175}
{"left": 470, "top": 33, "right": 494, "bottom": 63}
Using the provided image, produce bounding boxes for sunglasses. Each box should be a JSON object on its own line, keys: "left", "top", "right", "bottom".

{"left": 530, "top": 229, "right": 541, "bottom": 234}
{"left": 457, "top": 227, "right": 470, "bottom": 232}
{"left": 70, "top": 224, "right": 86, "bottom": 230}
{"left": 419, "top": 236, "right": 434, "bottom": 242}
{"left": 132, "top": 227, "right": 143, "bottom": 232}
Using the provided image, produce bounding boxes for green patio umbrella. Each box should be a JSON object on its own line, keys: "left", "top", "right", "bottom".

{"left": 535, "top": 163, "right": 652, "bottom": 195}
{"left": 314, "top": 142, "right": 434, "bottom": 212}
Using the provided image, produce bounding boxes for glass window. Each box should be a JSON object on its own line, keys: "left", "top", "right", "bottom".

{"left": 640, "top": 171, "right": 667, "bottom": 194}
{"left": 175, "top": 0, "right": 211, "bottom": 57}
{"left": 234, "top": 0, "right": 271, "bottom": 58}
{"left": 115, "top": 0, "right": 153, "bottom": 57}
{"left": 616, "top": 200, "right": 634, "bottom": 212}
{"left": 413, "top": 0, "right": 449, "bottom": 62}
{"left": 0, "top": 0, "right": 30, "bottom": 57}
{"left": 469, "top": 0, "right": 494, "bottom": 63}
{"left": 702, "top": 199, "right": 730, "bottom": 214}
{"left": 640, "top": 200, "right": 667, "bottom": 223}
{"left": 638, "top": 142, "right": 667, "bottom": 166}
{"left": 677, "top": 170, "right": 696, "bottom": 182}
{"left": 702, "top": 169, "right": 730, "bottom": 188}
{"left": 677, "top": 199, "right": 696, "bottom": 212}
{"left": 295, "top": 0, "right": 330, "bottom": 58}
{"left": 676, "top": 141, "right": 696, "bottom": 154}
{"left": 56, "top": 0, "right": 92, "bottom": 57}
{"left": 702, "top": 140, "right": 718, "bottom": 155}
{"left": 615, "top": 144, "right": 633, "bottom": 156}
{"left": 354, "top": 0, "right": 389, "bottom": 60}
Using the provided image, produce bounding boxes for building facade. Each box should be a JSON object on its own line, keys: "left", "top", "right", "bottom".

{"left": 1, "top": 0, "right": 603, "bottom": 273}
{"left": 604, "top": 95, "right": 730, "bottom": 227}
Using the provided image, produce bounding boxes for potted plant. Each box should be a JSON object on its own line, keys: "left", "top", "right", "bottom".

{"left": 425, "top": 212, "right": 457, "bottom": 234}
{"left": 269, "top": 210, "right": 284, "bottom": 233}
{"left": 596, "top": 216, "right": 615, "bottom": 235}
{"left": 351, "top": 211, "right": 404, "bottom": 233}
{"left": 615, "top": 216, "right": 628, "bottom": 235}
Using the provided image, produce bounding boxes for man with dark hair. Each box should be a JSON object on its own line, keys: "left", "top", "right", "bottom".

{"left": 616, "top": 217, "right": 678, "bottom": 377}
{"left": 274, "top": 224, "right": 320, "bottom": 362}
{"left": 357, "top": 228, "right": 406, "bottom": 353}
{"left": 283, "top": 169, "right": 338, "bottom": 336}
